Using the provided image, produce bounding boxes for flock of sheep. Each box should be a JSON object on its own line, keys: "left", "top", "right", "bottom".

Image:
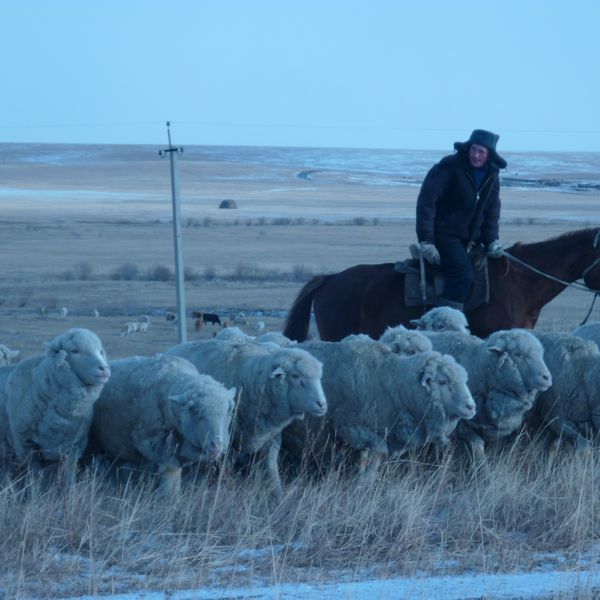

{"left": 0, "top": 306, "right": 599, "bottom": 496}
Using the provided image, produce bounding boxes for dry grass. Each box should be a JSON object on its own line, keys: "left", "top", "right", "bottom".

{"left": 1, "top": 439, "right": 600, "bottom": 598}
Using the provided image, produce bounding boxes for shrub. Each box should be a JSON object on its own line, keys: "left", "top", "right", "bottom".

{"left": 146, "top": 264, "right": 174, "bottom": 282}
{"left": 110, "top": 263, "right": 139, "bottom": 281}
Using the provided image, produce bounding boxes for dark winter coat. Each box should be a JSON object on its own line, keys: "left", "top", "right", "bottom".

{"left": 416, "top": 152, "right": 501, "bottom": 247}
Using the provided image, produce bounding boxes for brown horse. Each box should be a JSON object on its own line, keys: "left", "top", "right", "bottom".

{"left": 284, "top": 227, "right": 600, "bottom": 341}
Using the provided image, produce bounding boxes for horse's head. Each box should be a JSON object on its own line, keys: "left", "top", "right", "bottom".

{"left": 583, "top": 230, "right": 600, "bottom": 291}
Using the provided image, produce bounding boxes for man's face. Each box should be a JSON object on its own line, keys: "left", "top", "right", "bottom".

{"left": 469, "top": 143, "right": 489, "bottom": 168}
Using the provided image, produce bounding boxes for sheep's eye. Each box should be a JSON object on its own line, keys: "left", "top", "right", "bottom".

{"left": 291, "top": 373, "right": 300, "bottom": 379}
{"left": 438, "top": 379, "right": 447, "bottom": 386}
{"left": 70, "top": 349, "right": 80, "bottom": 355}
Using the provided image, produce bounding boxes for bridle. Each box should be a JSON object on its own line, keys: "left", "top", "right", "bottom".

{"left": 499, "top": 231, "right": 600, "bottom": 325}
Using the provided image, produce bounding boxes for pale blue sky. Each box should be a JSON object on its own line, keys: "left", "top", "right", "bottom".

{"left": 1, "top": 0, "right": 599, "bottom": 151}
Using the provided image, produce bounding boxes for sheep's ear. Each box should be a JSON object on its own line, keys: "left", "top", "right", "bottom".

{"left": 488, "top": 346, "right": 508, "bottom": 367}
{"left": 270, "top": 366, "right": 286, "bottom": 379}
{"left": 8, "top": 349, "right": 19, "bottom": 360}
{"left": 168, "top": 393, "right": 187, "bottom": 405}
{"left": 410, "top": 318, "right": 422, "bottom": 327}
{"left": 420, "top": 372, "right": 433, "bottom": 392}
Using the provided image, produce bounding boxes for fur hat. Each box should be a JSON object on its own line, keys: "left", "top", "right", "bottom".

{"left": 454, "top": 129, "right": 507, "bottom": 169}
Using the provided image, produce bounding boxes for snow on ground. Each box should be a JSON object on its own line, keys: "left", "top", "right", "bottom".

{"left": 55, "top": 567, "right": 600, "bottom": 600}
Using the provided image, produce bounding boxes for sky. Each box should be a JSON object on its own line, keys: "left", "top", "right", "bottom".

{"left": 1, "top": 0, "right": 599, "bottom": 152}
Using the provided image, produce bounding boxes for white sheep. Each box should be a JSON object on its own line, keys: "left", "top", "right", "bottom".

{"left": 120, "top": 322, "right": 139, "bottom": 337}
{"left": 137, "top": 322, "right": 149, "bottom": 333}
{"left": 410, "top": 306, "right": 470, "bottom": 333}
{"left": 255, "top": 332, "right": 297, "bottom": 347}
{"left": 91, "top": 309, "right": 100, "bottom": 318}
{"left": 283, "top": 335, "right": 475, "bottom": 474}
{"left": 255, "top": 320, "right": 266, "bottom": 333}
{"left": 0, "top": 344, "right": 20, "bottom": 366}
{"left": 232, "top": 312, "right": 249, "bottom": 326}
{"left": 527, "top": 332, "right": 600, "bottom": 466}
{"left": 167, "top": 338, "right": 327, "bottom": 496}
{"left": 0, "top": 365, "right": 17, "bottom": 466}
{"left": 377, "top": 325, "right": 433, "bottom": 355}
{"left": 422, "top": 329, "right": 552, "bottom": 461}
{"left": 571, "top": 321, "right": 600, "bottom": 349}
{"left": 4, "top": 328, "right": 110, "bottom": 484}
{"left": 215, "top": 326, "right": 255, "bottom": 343}
{"left": 138, "top": 315, "right": 151, "bottom": 324}
{"left": 90, "top": 355, "right": 235, "bottom": 495}
{"left": 59, "top": 306, "right": 69, "bottom": 318}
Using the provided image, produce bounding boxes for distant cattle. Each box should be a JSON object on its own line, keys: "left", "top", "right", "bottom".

{"left": 192, "top": 311, "right": 223, "bottom": 326}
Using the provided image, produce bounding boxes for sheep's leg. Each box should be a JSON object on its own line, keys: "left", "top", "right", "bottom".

{"left": 544, "top": 434, "right": 560, "bottom": 477}
{"left": 158, "top": 464, "right": 182, "bottom": 496}
{"left": 337, "top": 426, "right": 388, "bottom": 475}
{"left": 264, "top": 435, "right": 283, "bottom": 498}
{"left": 62, "top": 447, "right": 80, "bottom": 487}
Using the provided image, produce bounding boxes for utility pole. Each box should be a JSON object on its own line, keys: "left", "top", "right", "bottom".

{"left": 159, "top": 121, "right": 187, "bottom": 343}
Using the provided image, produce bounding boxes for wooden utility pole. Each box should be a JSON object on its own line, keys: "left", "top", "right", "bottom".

{"left": 159, "top": 121, "right": 187, "bottom": 343}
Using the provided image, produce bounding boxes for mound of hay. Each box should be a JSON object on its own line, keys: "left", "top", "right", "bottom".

{"left": 218, "top": 199, "right": 238, "bottom": 209}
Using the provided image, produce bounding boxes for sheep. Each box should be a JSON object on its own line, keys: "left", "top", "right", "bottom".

{"left": 526, "top": 332, "right": 600, "bottom": 467}
{"left": 232, "top": 312, "right": 249, "bottom": 326}
{"left": 410, "top": 306, "right": 470, "bottom": 333}
{"left": 90, "top": 355, "right": 235, "bottom": 495}
{"left": 4, "top": 328, "right": 110, "bottom": 485}
{"left": 0, "top": 344, "right": 20, "bottom": 366}
{"left": 165, "top": 311, "right": 177, "bottom": 322}
{"left": 58, "top": 306, "right": 69, "bottom": 318}
{"left": 120, "top": 321, "right": 139, "bottom": 337}
{"left": 0, "top": 365, "right": 17, "bottom": 466}
{"left": 91, "top": 309, "right": 100, "bottom": 318}
{"left": 377, "top": 325, "right": 433, "bottom": 355}
{"left": 255, "top": 332, "right": 297, "bottom": 347}
{"left": 167, "top": 338, "right": 327, "bottom": 496}
{"left": 422, "top": 329, "right": 552, "bottom": 461}
{"left": 138, "top": 315, "right": 151, "bottom": 324}
{"left": 255, "top": 320, "right": 266, "bottom": 333}
{"left": 215, "top": 326, "right": 255, "bottom": 343}
{"left": 137, "top": 322, "right": 149, "bottom": 333}
{"left": 571, "top": 321, "right": 600, "bottom": 349}
{"left": 283, "top": 335, "right": 475, "bottom": 474}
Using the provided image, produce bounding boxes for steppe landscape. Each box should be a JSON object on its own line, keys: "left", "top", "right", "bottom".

{"left": 1, "top": 145, "right": 600, "bottom": 599}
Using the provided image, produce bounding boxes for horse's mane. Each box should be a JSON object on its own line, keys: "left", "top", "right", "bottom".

{"left": 508, "top": 227, "right": 600, "bottom": 257}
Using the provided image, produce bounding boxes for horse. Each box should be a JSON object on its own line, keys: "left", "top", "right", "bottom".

{"left": 283, "top": 227, "right": 600, "bottom": 341}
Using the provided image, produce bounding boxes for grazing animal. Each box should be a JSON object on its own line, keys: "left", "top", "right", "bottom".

{"left": 3, "top": 329, "right": 110, "bottom": 485}
{"left": 91, "top": 309, "right": 100, "bottom": 318}
{"left": 91, "top": 355, "right": 235, "bottom": 495}
{"left": 165, "top": 311, "right": 177, "bottom": 322}
{"left": 283, "top": 227, "right": 600, "bottom": 341}
{"left": 376, "top": 326, "right": 433, "bottom": 356}
{"left": 410, "top": 306, "right": 470, "bottom": 333}
{"left": 423, "top": 329, "right": 552, "bottom": 461}
{"left": 571, "top": 321, "right": 600, "bottom": 349}
{"left": 120, "top": 322, "right": 139, "bottom": 337}
{"left": 0, "top": 344, "right": 20, "bottom": 366}
{"left": 167, "top": 339, "right": 326, "bottom": 496}
{"left": 283, "top": 336, "right": 475, "bottom": 474}
{"left": 203, "top": 312, "right": 223, "bottom": 326}
{"left": 59, "top": 306, "right": 69, "bottom": 318}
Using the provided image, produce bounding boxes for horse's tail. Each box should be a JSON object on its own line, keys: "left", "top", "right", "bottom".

{"left": 283, "top": 275, "right": 333, "bottom": 342}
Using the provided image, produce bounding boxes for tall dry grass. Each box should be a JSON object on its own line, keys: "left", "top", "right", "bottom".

{"left": 1, "top": 439, "right": 600, "bottom": 598}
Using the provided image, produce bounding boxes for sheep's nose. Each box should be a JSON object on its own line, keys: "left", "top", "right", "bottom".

{"left": 206, "top": 439, "right": 224, "bottom": 458}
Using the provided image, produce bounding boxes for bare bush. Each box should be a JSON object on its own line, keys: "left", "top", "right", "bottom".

{"left": 110, "top": 263, "right": 139, "bottom": 281}
{"left": 146, "top": 264, "right": 174, "bottom": 282}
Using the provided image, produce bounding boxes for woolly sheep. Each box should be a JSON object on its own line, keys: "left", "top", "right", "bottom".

{"left": 377, "top": 325, "right": 433, "bottom": 355}
{"left": 91, "top": 309, "right": 100, "bottom": 318}
{"left": 59, "top": 306, "right": 69, "bottom": 318}
{"left": 410, "top": 306, "right": 470, "bottom": 334}
{"left": 232, "top": 313, "right": 249, "bottom": 326}
{"left": 167, "top": 339, "right": 327, "bottom": 495}
{"left": 571, "top": 321, "right": 600, "bottom": 349}
{"left": 91, "top": 355, "right": 235, "bottom": 495}
{"left": 215, "top": 326, "right": 255, "bottom": 343}
{"left": 255, "top": 320, "right": 266, "bottom": 333}
{"left": 527, "top": 332, "right": 600, "bottom": 465}
{"left": 422, "top": 329, "right": 552, "bottom": 461}
{"left": 283, "top": 336, "right": 475, "bottom": 474}
{"left": 255, "top": 332, "right": 297, "bottom": 347}
{"left": 120, "top": 322, "right": 139, "bottom": 337}
{"left": 0, "top": 344, "right": 20, "bottom": 366}
{"left": 137, "top": 322, "right": 149, "bottom": 333}
{"left": 4, "top": 328, "right": 110, "bottom": 484}
{"left": 0, "top": 365, "right": 17, "bottom": 466}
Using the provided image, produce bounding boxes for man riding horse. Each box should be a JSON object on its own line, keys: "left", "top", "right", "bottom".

{"left": 416, "top": 129, "right": 507, "bottom": 312}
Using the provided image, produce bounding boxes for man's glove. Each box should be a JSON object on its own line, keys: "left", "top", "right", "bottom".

{"left": 420, "top": 241, "right": 440, "bottom": 265}
{"left": 486, "top": 240, "right": 505, "bottom": 259}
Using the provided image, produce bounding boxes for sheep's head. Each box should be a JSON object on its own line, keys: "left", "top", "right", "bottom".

{"left": 169, "top": 376, "right": 235, "bottom": 463}
{"left": 420, "top": 352, "right": 475, "bottom": 420}
{"left": 487, "top": 330, "right": 552, "bottom": 394}
{"left": 269, "top": 348, "right": 327, "bottom": 417}
{"left": 410, "top": 307, "right": 470, "bottom": 333}
{"left": 0, "top": 344, "right": 20, "bottom": 366}
{"left": 46, "top": 328, "right": 110, "bottom": 386}
{"left": 379, "top": 325, "right": 433, "bottom": 355}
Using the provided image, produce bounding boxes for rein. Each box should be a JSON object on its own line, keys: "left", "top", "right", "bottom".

{"left": 499, "top": 248, "right": 600, "bottom": 326}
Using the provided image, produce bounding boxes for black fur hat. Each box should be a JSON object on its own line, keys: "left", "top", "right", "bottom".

{"left": 454, "top": 129, "right": 507, "bottom": 169}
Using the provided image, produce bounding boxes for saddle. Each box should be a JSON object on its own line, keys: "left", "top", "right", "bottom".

{"left": 394, "top": 244, "right": 490, "bottom": 311}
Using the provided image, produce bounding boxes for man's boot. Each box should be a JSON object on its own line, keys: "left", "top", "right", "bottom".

{"left": 437, "top": 297, "right": 464, "bottom": 312}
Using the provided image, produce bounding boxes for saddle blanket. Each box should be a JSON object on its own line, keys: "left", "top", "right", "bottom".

{"left": 394, "top": 250, "right": 490, "bottom": 311}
